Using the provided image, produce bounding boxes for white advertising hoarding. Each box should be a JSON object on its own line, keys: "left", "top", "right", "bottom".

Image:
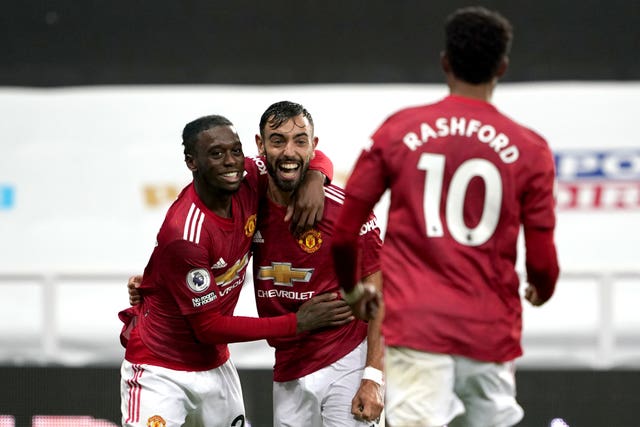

{"left": 0, "top": 83, "right": 638, "bottom": 367}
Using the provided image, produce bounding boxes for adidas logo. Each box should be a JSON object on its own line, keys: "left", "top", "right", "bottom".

{"left": 253, "top": 230, "right": 264, "bottom": 243}
{"left": 211, "top": 257, "right": 227, "bottom": 269}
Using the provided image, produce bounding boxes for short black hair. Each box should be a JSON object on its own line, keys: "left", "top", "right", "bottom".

{"left": 182, "top": 115, "right": 233, "bottom": 156}
{"left": 444, "top": 6, "right": 513, "bottom": 84}
{"left": 259, "top": 101, "right": 314, "bottom": 138}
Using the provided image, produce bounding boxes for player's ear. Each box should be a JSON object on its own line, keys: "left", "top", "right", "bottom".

{"left": 311, "top": 136, "right": 319, "bottom": 159}
{"left": 185, "top": 153, "right": 197, "bottom": 171}
{"left": 496, "top": 56, "right": 509, "bottom": 78}
{"left": 255, "top": 134, "right": 266, "bottom": 156}
{"left": 440, "top": 51, "right": 451, "bottom": 73}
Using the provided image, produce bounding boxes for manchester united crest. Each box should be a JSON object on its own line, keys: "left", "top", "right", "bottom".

{"left": 244, "top": 214, "right": 257, "bottom": 237}
{"left": 147, "top": 415, "right": 166, "bottom": 427}
{"left": 298, "top": 229, "right": 322, "bottom": 253}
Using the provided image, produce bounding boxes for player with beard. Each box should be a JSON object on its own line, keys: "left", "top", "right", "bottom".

{"left": 119, "top": 114, "right": 352, "bottom": 427}
{"left": 252, "top": 101, "right": 384, "bottom": 426}
{"left": 129, "top": 104, "right": 385, "bottom": 426}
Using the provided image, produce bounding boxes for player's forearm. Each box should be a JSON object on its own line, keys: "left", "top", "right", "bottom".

{"left": 364, "top": 271, "right": 384, "bottom": 370}
{"left": 189, "top": 310, "right": 297, "bottom": 344}
{"left": 365, "top": 303, "right": 384, "bottom": 371}
{"left": 331, "top": 196, "right": 374, "bottom": 293}
{"left": 524, "top": 227, "right": 560, "bottom": 303}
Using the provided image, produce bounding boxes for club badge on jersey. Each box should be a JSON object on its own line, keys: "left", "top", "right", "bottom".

{"left": 297, "top": 229, "right": 322, "bottom": 253}
{"left": 244, "top": 214, "right": 257, "bottom": 237}
{"left": 147, "top": 415, "right": 166, "bottom": 427}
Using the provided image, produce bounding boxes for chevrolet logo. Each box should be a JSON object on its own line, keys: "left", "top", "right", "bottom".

{"left": 258, "top": 262, "right": 314, "bottom": 287}
{"left": 215, "top": 252, "right": 250, "bottom": 286}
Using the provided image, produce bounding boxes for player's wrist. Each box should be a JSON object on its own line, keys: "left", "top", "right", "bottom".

{"left": 361, "top": 366, "right": 384, "bottom": 386}
{"left": 340, "top": 282, "right": 365, "bottom": 305}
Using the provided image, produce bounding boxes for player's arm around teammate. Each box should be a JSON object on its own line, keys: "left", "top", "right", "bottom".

{"left": 285, "top": 152, "right": 333, "bottom": 234}
{"left": 127, "top": 274, "right": 355, "bottom": 340}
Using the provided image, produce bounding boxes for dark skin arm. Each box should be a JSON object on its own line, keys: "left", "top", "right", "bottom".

{"left": 127, "top": 275, "right": 354, "bottom": 333}
{"left": 351, "top": 270, "right": 385, "bottom": 423}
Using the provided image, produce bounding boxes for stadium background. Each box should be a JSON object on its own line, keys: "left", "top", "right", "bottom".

{"left": 1, "top": 1, "right": 639, "bottom": 426}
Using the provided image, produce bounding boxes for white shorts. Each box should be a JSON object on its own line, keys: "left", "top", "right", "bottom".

{"left": 273, "top": 340, "right": 383, "bottom": 427}
{"left": 120, "top": 358, "right": 246, "bottom": 427}
{"left": 385, "top": 347, "right": 523, "bottom": 427}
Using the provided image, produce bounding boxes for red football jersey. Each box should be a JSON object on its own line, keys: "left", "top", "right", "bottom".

{"left": 344, "top": 95, "right": 557, "bottom": 362}
{"left": 252, "top": 183, "right": 382, "bottom": 382}
{"left": 125, "top": 158, "right": 266, "bottom": 371}
{"left": 122, "top": 152, "right": 334, "bottom": 371}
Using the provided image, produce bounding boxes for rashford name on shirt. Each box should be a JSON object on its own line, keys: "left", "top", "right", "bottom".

{"left": 402, "top": 116, "right": 520, "bottom": 164}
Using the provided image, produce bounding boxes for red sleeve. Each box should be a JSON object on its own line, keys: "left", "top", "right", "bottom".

{"left": 188, "top": 310, "right": 297, "bottom": 344}
{"left": 521, "top": 142, "right": 557, "bottom": 229}
{"left": 156, "top": 239, "right": 298, "bottom": 342}
{"left": 154, "top": 239, "right": 219, "bottom": 316}
{"left": 359, "top": 212, "right": 383, "bottom": 278}
{"left": 310, "top": 149, "right": 334, "bottom": 182}
{"left": 524, "top": 227, "right": 560, "bottom": 303}
{"left": 331, "top": 195, "right": 377, "bottom": 293}
{"left": 244, "top": 156, "right": 269, "bottom": 196}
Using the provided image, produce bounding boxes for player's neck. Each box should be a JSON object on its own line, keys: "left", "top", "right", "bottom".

{"left": 448, "top": 79, "right": 496, "bottom": 103}
{"left": 266, "top": 180, "right": 292, "bottom": 207}
{"left": 194, "top": 182, "right": 233, "bottom": 218}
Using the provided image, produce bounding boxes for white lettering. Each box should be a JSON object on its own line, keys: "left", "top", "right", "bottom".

{"left": 499, "top": 146, "right": 520, "bottom": 163}
{"left": 360, "top": 217, "right": 379, "bottom": 235}
{"left": 557, "top": 154, "right": 597, "bottom": 179}
{"left": 557, "top": 182, "right": 640, "bottom": 210}
{"left": 257, "top": 289, "right": 316, "bottom": 300}
{"left": 465, "top": 119, "right": 481, "bottom": 137}
{"left": 252, "top": 156, "right": 268, "bottom": 175}
{"left": 489, "top": 133, "right": 509, "bottom": 152}
{"left": 450, "top": 117, "right": 466, "bottom": 135}
{"left": 602, "top": 153, "right": 640, "bottom": 178}
{"left": 401, "top": 117, "right": 518, "bottom": 164}
{"left": 403, "top": 132, "right": 421, "bottom": 151}
{"left": 477, "top": 125, "right": 496, "bottom": 142}
{"left": 556, "top": 151, "right": 640, "bottom": 180}
{"left": 192, "top": 291, "right": 218, "bottom": 307}
{"left": 435, "top": 117, "right": 449, "bottom": 136}
{"left": 219, "top": 280, "right": 243, "bottom": 297}
{"left": 420, "top": 123, "right": 438, "bottom": 144}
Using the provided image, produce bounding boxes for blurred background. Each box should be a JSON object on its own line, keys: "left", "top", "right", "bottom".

{"left": 1, "top": 1, "right": 639, "bottom": 426}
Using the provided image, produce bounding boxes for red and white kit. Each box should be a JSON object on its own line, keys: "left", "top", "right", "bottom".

{"left": 121, "top": 158, "right": 269, "bottom": 427}
{"left": 253, "top": 183, "right": 382, "bottom": 426}
{"left": 253, "top": 183, "right": 381, "bottom": 380}
{"left": 120, "top": 153, "right": 334, "bottom": 427}
{"left": 342, "top": 95, "right": 557, "bottom": 362}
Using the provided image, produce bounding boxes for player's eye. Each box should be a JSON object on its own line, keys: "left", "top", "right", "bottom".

{"left": 270, "top": 138, "right": 285, "bottom": 146}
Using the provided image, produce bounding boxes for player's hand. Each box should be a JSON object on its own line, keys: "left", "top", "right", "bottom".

{"left": 128, "top": 275, "right": 143, "bottom": 306}
{"left": 349, "top": 284, "right": 382, "bottom": 321}
{"left": 525, "top": 285, "right": 544, "bottom": 306}
{"left": 352, "top": 380, "right": 384, "bottom": 423}
{"left": 296, "top": 292, "right": 353, "bottom": 333}
{"left": 285, "top": 170, "right": 325, "bottom": 234}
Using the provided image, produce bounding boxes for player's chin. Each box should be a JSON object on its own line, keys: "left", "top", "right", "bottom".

{"left": 218, "top": 181, "right": 242, "bottom": 194}
{"left": 275, "top": 175, "right": 300, "bottom": 192}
